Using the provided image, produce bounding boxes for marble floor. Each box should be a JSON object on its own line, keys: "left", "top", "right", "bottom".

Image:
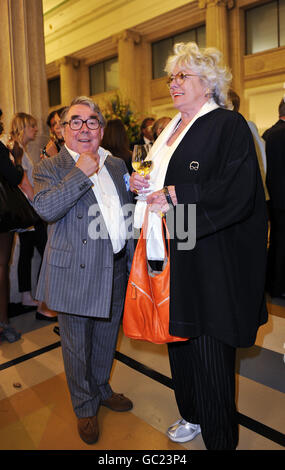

{"left": 0, "top": 296, "right": 284, "bottom": 456}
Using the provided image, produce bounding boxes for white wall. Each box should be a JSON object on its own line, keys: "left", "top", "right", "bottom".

{"left": 245, "top": 82, "right": 285, "bottom": 135}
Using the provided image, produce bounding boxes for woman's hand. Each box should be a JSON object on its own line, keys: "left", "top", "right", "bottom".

{"left": 147, "top": 185, "right": 177, "bottom": 215}
{"left": 45, "top": 140, "right": 59, "bottom": 157}
{"left": 19, "top": 171, "right": 34, "bottom": 201}
{"left": 130, "top": 172, "right": 150, "bottom": 193}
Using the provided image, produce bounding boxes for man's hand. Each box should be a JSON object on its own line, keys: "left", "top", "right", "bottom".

{"left": 75, "top": 152, "right": 100, "bottom": 177}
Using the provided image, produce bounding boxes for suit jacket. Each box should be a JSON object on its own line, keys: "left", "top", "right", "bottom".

{"left": 33, "top": 146, "right": 134, "bottom": 318}
{"left": 265, "top": 127, "right": 285, "bottom": 209}
{"left": 130, "top": 136, "right": 152, "bottom": 150}
{"left": 0, "top": 141, "right": 23, "bottom": 185}
{"left": 262, "top": 119, "right": 285, "bottom": 141}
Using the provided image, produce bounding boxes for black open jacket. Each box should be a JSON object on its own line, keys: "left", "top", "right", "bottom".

{"left": 0, "top": 141, "right": 23, "bottom": 185}
{"left": 164, "top": 108, "right": 268, "bottom": 348}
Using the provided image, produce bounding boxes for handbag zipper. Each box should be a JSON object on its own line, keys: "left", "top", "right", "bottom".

{"left": 130, "top": 281, "right": 153, "bottom": 303}
{"left": 131, "top": 282, "right": 169, "bottom": 307}
{"left": 157, "top": 297, "right": 169, "bottom": 307}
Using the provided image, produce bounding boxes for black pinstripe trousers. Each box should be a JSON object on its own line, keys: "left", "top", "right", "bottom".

{"left": 168, "top": 335, "right": 238, "bottom": 450}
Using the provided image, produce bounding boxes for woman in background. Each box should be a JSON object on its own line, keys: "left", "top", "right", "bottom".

{"left": 9, "top": 113, "right": 57, "bottom": 321}
{"left": 101, "top": 118, "right": 132, "bottom": 174}
{"left": 151, "top": 116, "right": 171, "bottom": 141}
{"left": 41, "top": 108, "right": 65, "bottom": 158}
{"left": 0, "top": 109, "right": 23, "bottom": 342}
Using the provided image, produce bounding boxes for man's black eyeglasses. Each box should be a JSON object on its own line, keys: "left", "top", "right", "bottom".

{"left": 62, "top": 118, "right": 101, "bottom": 131}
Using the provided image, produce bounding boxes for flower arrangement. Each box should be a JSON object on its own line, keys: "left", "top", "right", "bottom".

{"left": 103, "top": 94, "right": 140, "bottom": 146}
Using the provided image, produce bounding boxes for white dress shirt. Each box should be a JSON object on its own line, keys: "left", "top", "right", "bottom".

{"left": 67, "top": 145, "right": 126, "bottom": 253}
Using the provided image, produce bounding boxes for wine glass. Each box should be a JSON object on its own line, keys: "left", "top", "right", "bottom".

{"left": 132, "top": 144, "right": 153, "bottom": 200}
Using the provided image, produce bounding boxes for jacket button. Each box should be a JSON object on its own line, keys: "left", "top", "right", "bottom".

{"left": 80, "top": 264, "right": 85, "bottom": 269}
{"left": 82, "top": 239, "right": 87, "bottom": 244}
{"left": 77, "top": 214, "right": 83, "bottom": 219}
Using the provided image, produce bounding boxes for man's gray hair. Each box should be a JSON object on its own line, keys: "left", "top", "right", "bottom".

{"left": 60, "top": 96, "right": 106, "bottom": 127}
{"left": 165, "top": 42, "right": 232, "bottom": 108}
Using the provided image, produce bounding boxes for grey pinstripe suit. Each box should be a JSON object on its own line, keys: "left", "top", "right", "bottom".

{"left": 33, "top": 146, "right": 134, "bottom": 417}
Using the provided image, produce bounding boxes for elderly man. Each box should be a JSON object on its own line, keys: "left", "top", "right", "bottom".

{"left": 33, "top": 96, "right": 134, "bottom": 444}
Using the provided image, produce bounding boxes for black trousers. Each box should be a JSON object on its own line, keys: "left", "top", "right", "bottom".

{"left": 17, "top": 221, "right": 47, "bottom": 293}
{"left": 168, "top": 334, "right": 238, "bottom": 450}
{"left": 266, "top": 206, "right": 285, "bottom": 297}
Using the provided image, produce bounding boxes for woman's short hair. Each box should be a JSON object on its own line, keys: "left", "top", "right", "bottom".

{"left": 152, "top": 117, "right": 171, "bottom": 140}
{"left": 9, "top": 112, "right": 37, "bottom": 145}
{"left": 46, "top": 107, "right": 66, "bottom": 128}
{"left": 165, "top": 42, "right": 232, "bottom": 108}
{"left": 101, "top": 118, "right": 131, "bottom": 162}
{"left": 60, "top": 96, "right": 106, "bottom": 128}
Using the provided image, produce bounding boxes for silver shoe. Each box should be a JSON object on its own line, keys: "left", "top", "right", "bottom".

{"left": 167, "top": 418, "right": 201, "bottom": 443}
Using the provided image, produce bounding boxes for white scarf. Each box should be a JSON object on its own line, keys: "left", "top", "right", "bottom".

{"left": 134, "top": 99, "right": 219, "bottom": 260}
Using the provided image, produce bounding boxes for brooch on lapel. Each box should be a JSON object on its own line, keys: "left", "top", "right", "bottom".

{"left": 189, "top": 161, "right": 199, "bottom": 171}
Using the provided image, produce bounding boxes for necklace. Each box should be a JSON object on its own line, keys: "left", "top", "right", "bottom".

{"left": 172, "top": 119, "right": 182, "bottom": 135}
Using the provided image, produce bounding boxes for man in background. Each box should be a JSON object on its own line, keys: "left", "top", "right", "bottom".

{"left": 262, "top": 98, "right": 285, "bottom": 141}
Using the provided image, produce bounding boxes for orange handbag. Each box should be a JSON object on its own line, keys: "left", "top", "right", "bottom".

{"left": 123, "top": 208, "right": 188, "bottom": 344}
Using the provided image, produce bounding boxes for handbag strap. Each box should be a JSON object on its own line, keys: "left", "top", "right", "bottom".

{"left": 141, "top": 206, "right": 170, "bottom": 260}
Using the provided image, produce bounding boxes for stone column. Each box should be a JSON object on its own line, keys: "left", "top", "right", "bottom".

{"left": 79, "top": 61, "right": 90, "bottom": 97}
{"left": 0, "top": 0, "right": 49, "bottom": 162}
{"left": 56, "top": 56, "right": 80, "bottom": 106}
{"left": 113, "top": 30, "right": 142, "bottom": 112}
{"left": 0, "top": 0, "right": 49, "bottom": 303}
{"left": 199, "top": 0, "right": 234, "bottom": 65}
{"left": 228, "top": 5, "right": 246, "bottom": 114}
{"left": 137, "top": 40, "right": 152, "bottom": 117}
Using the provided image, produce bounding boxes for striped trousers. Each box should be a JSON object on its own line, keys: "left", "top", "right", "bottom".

{"left": 168, "top": 335, "right": 238, "bottom": 450}
{"left": 58, "top": 254, "right": 127, "bottom": 418}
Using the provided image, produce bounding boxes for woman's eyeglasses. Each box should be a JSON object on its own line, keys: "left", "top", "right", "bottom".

{"left": 166, "top": 72, "right": 198, "bottom": 87}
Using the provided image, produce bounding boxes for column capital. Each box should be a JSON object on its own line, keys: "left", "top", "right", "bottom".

{"left": 112, "top": 29, "right": 141, "bottom": 45}
{"left": 55, "top": 56, "right": 80, "bottom": 68}
{"left": 198, "top": 0, "right": 235, "bottom": 9}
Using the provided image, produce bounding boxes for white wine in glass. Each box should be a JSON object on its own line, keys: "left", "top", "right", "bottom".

{"left": 132, "top": 144, "right": 153, "bottom": 200}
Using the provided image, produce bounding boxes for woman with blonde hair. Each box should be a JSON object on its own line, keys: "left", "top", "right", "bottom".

{"left": 9, "top": 113, "right": 57, "bottom": 321}
{"left": 130, "top": 42, "right": 268, "bottom": 449}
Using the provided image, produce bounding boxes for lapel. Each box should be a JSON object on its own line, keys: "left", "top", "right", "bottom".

{"left": 104, "top": 155, "right": 126, "bottom": 206}
{"left": 57, "top": 146, "right": 97, "bottom": 208}
{"left": 57, "top": 148, "right": 127, "bottom": 209}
